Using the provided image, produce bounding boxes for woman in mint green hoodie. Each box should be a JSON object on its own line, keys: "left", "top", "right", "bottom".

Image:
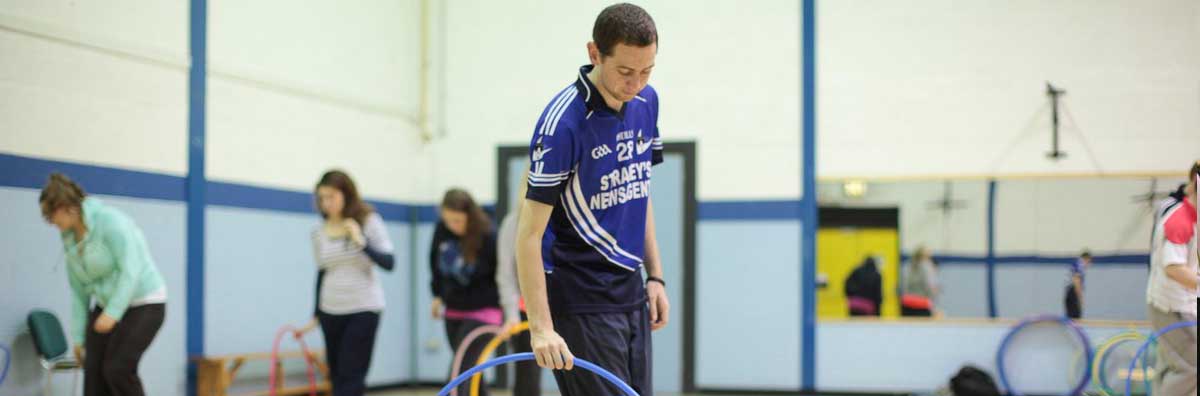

{"left": 40, "top": 173, "right": 166, "bottom": 396}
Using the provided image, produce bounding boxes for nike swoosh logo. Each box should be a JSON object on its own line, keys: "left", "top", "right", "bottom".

{"left": 636, "top": 140, "right": 652, "bottom": 155}
{"left": 533, "top": 146, "right": 553, "bottom": 161}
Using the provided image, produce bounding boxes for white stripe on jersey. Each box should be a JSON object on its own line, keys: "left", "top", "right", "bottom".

{"left": 529, "top": 181, "right": 568, "bottom": 187}
{"left": 561, "top": 181, "right": 637, "bottom": 271}
{"left": 577, "top": 71, "right": 592, "bottom": 103}
{"left": 529, "top": 171, "right": 570, "bottom": 186}
{"left": 529, "top": 173, "right": 570, "bottom": 187}
{"left": 547, "top": 89, "right": 578, "bottom": 136}
{"left": 529, "top": 171, "right": 569, "bottom": 180}
{"left": 530, "top": 180, "right": 567, "bottom": 187}
{"left": 539, "top": 86, "right": 575, "bottom": 137}
{"left": 567, "top": 173, "right": 643, "bottom": 264}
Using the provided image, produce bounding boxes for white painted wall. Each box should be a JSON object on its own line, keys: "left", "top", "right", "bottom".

{"left": 0, "top": 0, "right": 188, "bottom": 175}
{"left": 207, "top": 0, "right": 432, "bottom": 202}
{"left": 819, "top": 0, "right": 1200, "bottom": 179}
{"left": 432, "top": 0, "right": 1199, "bottom": 201}
{"left": 0, "top": 0, "right": 433, "bottom": 202}
{"left": 9, "top": 0, "right": 1191, "bottom": 204}
{"left": 431, "top": 0, "right": 802, "bottom": 202}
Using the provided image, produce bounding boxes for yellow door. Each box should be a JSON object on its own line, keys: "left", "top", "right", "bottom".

{"left": 817, "top": 227, "right": 900, "bottom": 318}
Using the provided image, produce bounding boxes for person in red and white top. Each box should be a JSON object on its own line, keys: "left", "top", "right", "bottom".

{"left": 1145, "top": 161, "right": 1199, "bottom": 396}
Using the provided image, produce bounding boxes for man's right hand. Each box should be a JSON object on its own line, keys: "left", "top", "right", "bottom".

{"left": 74, "top": 345, "right": 84, "bottom": 364}
{"left": 530, "top": 328, "right": 574, "bottom": 370}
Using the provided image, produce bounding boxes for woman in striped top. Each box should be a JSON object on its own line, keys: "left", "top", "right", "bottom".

{"left": 295, "top": 170, "right": 394, "bottom": 396}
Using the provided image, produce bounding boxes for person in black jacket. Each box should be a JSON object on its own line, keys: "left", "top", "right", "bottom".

{"left": 845, "top": 256, "right": 883, "bottom": 316}
{"left": 430, "top": 188, "right": 500, "bottom": 396}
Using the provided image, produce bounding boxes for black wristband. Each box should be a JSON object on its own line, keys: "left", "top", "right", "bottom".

{"left": 646, "top": 276, "right": 666, "bottom": 288}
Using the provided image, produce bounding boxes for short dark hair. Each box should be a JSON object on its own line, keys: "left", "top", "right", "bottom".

{"left": 1080, "top": 250, "right": 1092, "bottom": 259}
{"left": 1190, "top": 160, "right": 1200, "bottom": 181}
{"left": 593, "top": 3, "right": 657, "bottom": 57}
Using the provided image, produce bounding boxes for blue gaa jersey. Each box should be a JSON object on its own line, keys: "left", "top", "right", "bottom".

{"left": 526, "top": 65, "right": 664, "bottom": 315}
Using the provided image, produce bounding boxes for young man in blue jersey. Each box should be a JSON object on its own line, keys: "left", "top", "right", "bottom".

{"left": 514, "top": 3, "right": 668, "bottom": 395}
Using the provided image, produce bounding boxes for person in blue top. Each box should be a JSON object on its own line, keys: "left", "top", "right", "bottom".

{"left": 514, "top": 3, "right": 668, "bottom": 395}
{"left": 39, "top": 173, "right": 167, "bottom": 396}
{"left": 1064, "top": 250, "right": 1091, "bottom": 319}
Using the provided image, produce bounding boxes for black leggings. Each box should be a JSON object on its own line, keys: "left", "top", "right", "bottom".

{"left": 1064, "top": 285, "right": 1082, "bottom": 319}
{"left": 318, "top": 311, "right": 380, "bottom": 396}
{"left": 84, "top": 303, "right": 164, "bottom": 396}
{"left": 445, "top": 318, "right": 496, "bottom": 396}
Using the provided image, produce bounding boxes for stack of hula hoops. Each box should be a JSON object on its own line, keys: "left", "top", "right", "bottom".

{"left": 996, "top": 314, "right": 1196, "bottom": 396}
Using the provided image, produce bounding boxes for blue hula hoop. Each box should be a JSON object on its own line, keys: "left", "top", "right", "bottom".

{"left": 438, "top": 353, "right": 638, "bottom": 396}
{"left": 1124, "top": 320, "right": 1197, "bottom": 396}
{"left": 996, "top": 315, "right": 1093, "bottom": 396}
{"left": 0, "top": 343, "right": 10, "bottom": 387}
{"left": 1097, "top": 337, "right": 1151, "bottom": 395}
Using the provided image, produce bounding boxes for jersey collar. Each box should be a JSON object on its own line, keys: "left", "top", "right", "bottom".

{"left": 575, "top": 65, "right": 626, "bottom": 118}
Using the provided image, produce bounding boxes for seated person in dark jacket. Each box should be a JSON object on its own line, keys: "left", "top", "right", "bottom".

{"left": 845, "top": 256, "right": 883, "bottom": 316}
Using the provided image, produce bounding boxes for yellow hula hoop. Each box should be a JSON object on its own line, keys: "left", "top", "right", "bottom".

{"left": 1090, "top": 330, "right": 1148, "bottom": 396}
{"left": 469, "top": 322, "right": 530, "bottom": 396}
{"left": 1094, "top": 331, "right": 1137, "bottom": 393}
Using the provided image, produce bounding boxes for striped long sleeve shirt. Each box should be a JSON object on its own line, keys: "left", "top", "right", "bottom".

{"left": 312, "top": 212, "right": 394, "bottom": 314}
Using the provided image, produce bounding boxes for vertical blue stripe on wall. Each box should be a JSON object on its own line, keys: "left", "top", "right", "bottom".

{"left": 985, "top": 179, "right": 997, "bottom": 318}
{"left": 186, "top": 0, "right": 207, "bottom": 394}
{"left": 800, "top": 0, "right": 818, "bottom": 390}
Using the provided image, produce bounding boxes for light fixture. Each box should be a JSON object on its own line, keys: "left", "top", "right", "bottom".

{"left": 843, "top": 180, "right": 868, "bottom": 198}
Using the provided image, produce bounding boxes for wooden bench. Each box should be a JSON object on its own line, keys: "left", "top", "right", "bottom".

{"left": 195, "top": 350, "right": 331, "bottom": 396}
